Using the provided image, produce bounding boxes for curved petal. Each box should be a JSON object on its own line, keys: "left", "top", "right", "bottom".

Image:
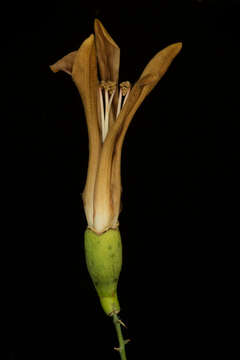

{"left": 94, "top": 19, "right": 120, "bottom": 83}
{"left": 72, "top": 35, "right": 101, "bottom": 227}
{"left": 116, "top": 42, "right": 183, "bottom": 142}
{"left": 94, "top": 19, "right": 120, "bottom": 123}
{"left": 110, "top": 42, "right": 183, "bottom": 223}
{"left": 50, "top": 51, "right": 77, "bottom": 75}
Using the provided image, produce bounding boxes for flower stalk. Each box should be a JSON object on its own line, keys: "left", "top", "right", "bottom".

{"left": 113, "top": 313, "right": 130, "bottom": 360}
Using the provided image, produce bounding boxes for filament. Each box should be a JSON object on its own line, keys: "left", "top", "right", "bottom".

{"left": 116, "top": 89, "right": 123, "bottom": 119}
{"left": 99, "top": 87, "right": 105, "bottom": 142}
{"left": 99, "top": 80, "right": 131, "bottom": 142}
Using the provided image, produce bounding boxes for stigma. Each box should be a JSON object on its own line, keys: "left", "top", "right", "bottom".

{"left": 99, "top": 80, "right": 131, "bottom": 142}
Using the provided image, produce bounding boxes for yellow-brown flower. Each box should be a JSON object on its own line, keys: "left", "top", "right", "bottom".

{"left": 50, "top": 19, "right": 182, "bottom": 234}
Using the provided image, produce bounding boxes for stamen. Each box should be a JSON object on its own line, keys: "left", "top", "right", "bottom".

{"left": 104, "top": 88, "right": 109, "bottom": 119}
{"left": 108, "top": 88, "right": 116, "bottom": 107}
{"left": 107, "top": 81, "right": 117, "bottom": 94}
{"left": 120, "top": 81, "right": 131, "bottom": 96}
{"left": 104, "top": 84, "right": 116, "bottom": 141}
{"left": 98, "top": 87, "right": 105, "bottom": 142}
{"left": 116, "top": 88, "right": 123, "bottom": 119}
{"left": 99, "top": 81, "right": 117, "bottom": 142}
{"left": 116, "top": 81, "right": 131, "bottom": 116}
{"left": 122, "top": 87, "right": 130, "bottom": 107}
{"left": 100, "top": 80, "right": 107, "bottom": 88}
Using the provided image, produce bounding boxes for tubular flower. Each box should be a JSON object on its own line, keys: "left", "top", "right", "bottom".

{"left": 50, "top": 19, "right": 182, "bottom": 234}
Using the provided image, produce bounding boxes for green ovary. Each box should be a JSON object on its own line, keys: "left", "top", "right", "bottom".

{"left": 84, "top": 228, "right": 122, "bottom": 315}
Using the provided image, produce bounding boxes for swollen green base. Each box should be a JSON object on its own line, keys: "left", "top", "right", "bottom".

{"left": 84, "top": 228, "right": 122, "bottom": 315}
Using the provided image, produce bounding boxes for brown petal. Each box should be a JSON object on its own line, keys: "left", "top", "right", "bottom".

{"left": 94, "top": 19, "right": 120, "bottom": 82}
{"left": 92, "top": 20, "right": 122, "bottom": 232}
{"left": 49, "top": 51, "right": 77, "bottom": 75}
{"left": 110, "top": 42, "right": 182, "bottom": 222}
{"left": 115, "top": 42, "right": 183, "bottom": 149}
{"left": 94, "top": 19, "right": 120, "bottom": 123}
{"left": 72, "top": 35, "right": 101, "bottom": 228}
{"left": 93, "top": 110, "right": 119, "bottom": 233}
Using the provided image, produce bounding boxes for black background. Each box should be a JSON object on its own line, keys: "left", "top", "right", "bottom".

{"left": 4, "top": 0, "right": 238, "bottom": 358}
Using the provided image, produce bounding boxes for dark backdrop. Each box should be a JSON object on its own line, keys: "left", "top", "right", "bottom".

{"left": 4, "top": 0, "right": 238, "bottom": 358}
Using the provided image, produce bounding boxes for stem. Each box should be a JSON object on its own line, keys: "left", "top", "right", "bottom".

{"left": 113, "top": 313, "right": 128, "bottom": 360}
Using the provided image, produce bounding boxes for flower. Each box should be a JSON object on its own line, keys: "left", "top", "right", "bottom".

{"left": 50, "top": 19, "right": 182, "bottom": 234}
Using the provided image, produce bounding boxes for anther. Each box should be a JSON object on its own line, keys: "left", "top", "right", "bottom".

{"left": 116, "top": 81, "right": 131, "bottom": 119}
{"left": 120, "top": 81, "right": 131, "bottom": 108}
{"left": 100, "top": 80, "right": 107, "bottom": 89}
{"left": 99, "top": 80, "right": 117, "bottom": 142}
{"left": 107, "top": 81, "right": 117, "bottom": 94}
{"left": 100, "top": 80, "right": 116, "bottom": 92}
{"left": 120, "top": 81, "right": 131, "bottom": 96}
